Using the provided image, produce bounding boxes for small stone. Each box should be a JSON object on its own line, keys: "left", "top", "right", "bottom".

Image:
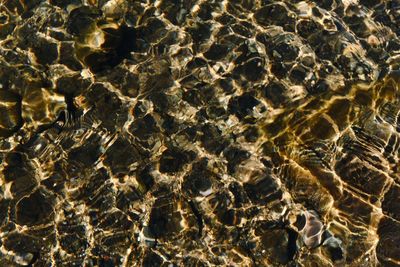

{"left": 182, "top": 159, "right": 213, "bottom": 197}
{"left": 56, "top": 74, "right": 90, "bottom": 96}
{"left": 67, "top": 6, "right": 101, "bottom": 36}
{"left": 0, "top": 90, "right": 22, "bottom": 138}
{"left": 273, "top": 41, "right": 299, "bottom": 62}
{"left": 242, "top": 58, "right": 265, "bottom": 81}
{"left": 263, "top": 81, "right": 287, "bottom": 107}
{"left": 223, "top": 146, "right": 250, "bottom": 174}
{"left": 244, "top": 175, "right": 281, "bottom": 204}
{"left": 16, "top": 189, "right": 54, "bottom": 226}
{"left": 59, "top": 42, "right": 83, "bottom": 71}
{"left": 228, "top": 93, "right": 260, "bottom": 119}
{"left": 290, "top": 65, "right": 308, "bottom": 83}
{"left": 377, "top": 218, "right": 400, "bottom": 264}
{"left": 159, "top": 147, "right": 195, "bottom": 173}
{"left": 187, "top": 22, "right": 212, "bottom": 44}
{"left": 104, "top": 137, "right": 141, "bottom": 176}
{"left": 200, "top": 123, "right": 229, "bottom": 154}
{"left": 260, "top": 229, "right": 290, "bottom": 264}
{"left": 142, "top": 250, "right": 163, "bottom": 266}
{"left": 204, "top": 43, "right": 230, "bottom": 61}
{"left": 254, "top": 4, "right": 293, "bottom": 31}
{"left": 129, "top": 114, "right": 160, "bottom": 140}
{"left": 296, "top": 19, "right": 323, "bottom": 39}
{"left": 322, "top": 235, "right": 344, "bottom": 262}
{"left": 31, "top": 39, "right": 58, "bottom": 65}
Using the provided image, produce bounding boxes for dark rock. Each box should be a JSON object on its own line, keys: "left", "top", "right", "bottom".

{"left": 116, "top": 188, "right": 141, "bottom": 211}
{"left": 228, "top": 182, "right": 249, "bottom": 207}
{"left": 60, "top": 234, "right": 87, "bottom": 254}
{"left": 273, "top": 41, "right": 299, "bottom": 62}
{"left": 49, "top": 0, "right": 80, "bottom": 8}
{"left": 59, "top": 42, "right": 83, "bottom": 71}
{"left": 335, "top": 155, "right": 387, "bottom": 196}
{"left": 307, "top": 79, "right": 329, "bottom": 94}
{"left": 42, "top": 171, "right": 65, "bottom": 194}
{"left": 182, "top": 159, "right": 213, "bottom": 197}
{"left": 119, "top": 71, "right": 140, "bottom": 96}
{"left": 254, "top": 4, "right": 295, "bottom": 32}
{"left": 16, "top": 189, "right": 54, "bottom": 226}
{"left": 0, "top": 22, "right": 15, "bottom": 40}
{"left": 219, "top": 209, "right": 237, "bottom": 225}
{"left": 82, "top": 24, "right": 136, "bottom": 73}
{"left": 159, "top": 147, "right": 195, "bottom": 173}
{"left": 67, "top": 6, "right": 101, "bottom": 36}
{"left": 149, "top": 92, "right": 172, "bottom": 114}
{"left": 260, "top": 229, "right": 291, "bottom": 264}
{"left": 132, "top": 100, "right": 148, "bottom": 118}
{"left": 0, "top": 198, "right": 10, "bottom": 226}
{"left": 187, "top": 22, "right": 212, "bottom": 45}
{"left": 129, "top": 114, "right": 160, "bottom": 140}
{"left": 47, "top": 12, "right": 64, "bottom": 28}
{"left": 3, "top": 232, "right": 41, "bottom": 255}
{"left": 183, "top": 84, "right": 215, "bottom": 107}
{"left": 318, "top": 0, "right": 334, "bottom": 10}
{"left": 186, "top": 57, "right": 208, "bottom": 71}
{"left": 322, "top": 235, "right": 344, "bottom": 262}
{"left": 336, "top": 190, "right": 372, "bottom": 225}
{"left": 3, "top": 0, "right": 24, "bottom": 14}
{"left": 204, "top": 43, "right": 230, "bottom": 61}
{"left": 183, "top": 256, "right": 207, "bottom": 266}
{"left": 139, "top": 61, "right": 174, "bottom": 94}
{"left": 104, "top": 137, "right": 141, "bottom": 176}
{"left": 243, "top": 126, "right": 260, "bottom": 142}
{"left": 0, "top": 90, "right": 22, "bottom": 138}
{"left": 241, "top": 58, "right": 265, "bottom": 81}
{"left": 217, "top": 78, "right": 234, "bottom": 93}
{"left": 3, "top": 153, "right": 37, "bottom": 198}
{"left": 377, "top": 218, "right": 400, "bottom": 265}
{"left": 106, "top": 68, "right": 140, "bottom": 97}
{"left": 86, "top": 84, "right": 127, "bottom": 130}
{"left": 181, "top": 125, "right": 198, "bottom": 142}
{"left": 3, "top": 152, "right": 26, "bottom": 182}
{"left": 200, "top": 123, "right": 228, "bottom": 154}
{"left": 139, "top": 18, "right": 167, "bottom": 44}
{"left": 161, "top": 113, "right": 180, "bottom": 135}
{"left": 223, "top": 146, "right": 250, "bottom": 174}
{"left": 290, "top": 65, "right": 308, "bottom": 83}
{"left": 31, "top": 39, "right": 58, "bottom": 65}
{"left": 344, "top": 15, "right": 369, "bottom": 38}
{"left": 232, "top": 22, "right": 254, "bottom": 38}
{"left": 137, "top": 166, "right": 155, "bottom": 192}
{"left": 97, "top": 210, "right": 133, "bottom": 231}
{"left": 142, "top": 250, "right": 163, "bottom": 267}
{"left": 10, "top": 171, "right": 38, "bottom": 199}
{"left": 270, "top": 62, "right": 288, "bottom": 79}
{"left": 293, "top": 214, "right": 306, "bottom": 231}
{"left": 296, "top": 19, "right": 323, "bottom": 39}
{"left": 148, "top": 197, "right": 181, "bottom": 238}
{"left": 381, "top": 184, "right": 400, "bottom": 221}
{"left": 228, "top": 93, "right": 260, "bottom": 119}
{"left": 56, "top": 74, "right": 90, "bottom": 96}
{"left": 68, "top": 134, "right": 102, "bottom": 167}
{"left": 263, "top": 81, "right": 287, "bottom": 107}
{"left": 197, "top": 2, "right": 215, "bottom": 21}
{"left": 244, "top": 175, "right": 281, "bottom": 204}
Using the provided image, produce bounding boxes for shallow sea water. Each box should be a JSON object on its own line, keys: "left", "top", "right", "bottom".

{"left": 0, "top": 0, "right": 400, "bottom": 266}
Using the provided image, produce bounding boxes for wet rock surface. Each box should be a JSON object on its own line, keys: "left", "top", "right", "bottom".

{"left": 0, "top": 0, "right": 400, "bottom": 266}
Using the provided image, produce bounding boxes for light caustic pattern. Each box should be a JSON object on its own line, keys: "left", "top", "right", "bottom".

{"left": 0, "top": 0, "right": 400, "bottom": 266}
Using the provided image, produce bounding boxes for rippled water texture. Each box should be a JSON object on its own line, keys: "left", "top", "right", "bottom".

{"left": 0, "top": 0, "right": 400, "bottom": 266}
